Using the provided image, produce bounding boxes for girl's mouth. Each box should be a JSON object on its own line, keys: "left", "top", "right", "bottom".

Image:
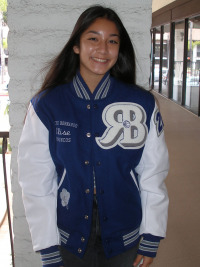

{"left": 92, "top": 57, "right": 108, "bottom": 63}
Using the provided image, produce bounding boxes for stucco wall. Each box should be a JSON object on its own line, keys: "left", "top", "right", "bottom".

{"left": 8, "top": 0, "right": 152, "bottom": 266}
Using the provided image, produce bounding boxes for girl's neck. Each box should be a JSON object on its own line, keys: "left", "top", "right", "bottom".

{"left": 80, "top": 71, "right": 105, "bottom": 94}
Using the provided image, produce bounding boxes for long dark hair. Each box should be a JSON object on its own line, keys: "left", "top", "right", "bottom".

{"left": 37, "top": 5, "right": 135, "bottom": 96}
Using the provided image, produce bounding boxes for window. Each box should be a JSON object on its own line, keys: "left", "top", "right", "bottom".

{"left": 154, "top": 27, "right": 161, "bottom": 92}
{"left": 161, "top": 24, "right": 170, "bottom": 97}
{"left": 172, "top": 21, "right": 185, "bottom": 104}
{"left": 150, "top": 30, "right": 154, "bottom": 88}
{"left": 185, "top": 16, "right": 200, "bottom": 115}
{"left": 197, "top": 45, "right": 200, "bottom": 58}
{"left": 152, "top": 1, "right": 200, "bottom": 116}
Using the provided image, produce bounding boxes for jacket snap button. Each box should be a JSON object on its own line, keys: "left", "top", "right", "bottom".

{"left": 81, "top": 237, "right": 85, "bottom": 242}
{"left": 85, "top": 161, "right": 90, "bottom": 165}
{"left": 86, "top": 133, "right": 91, "bottom": 138}
{"left": 84, "top": 215, "right": 89, "bottom": 220}
{"left": 78, "top": 248, "right": 82, "bottom": 253}
{"left": 87, "top": 104, "right": 91, "bottom": 109}
{"left": 93, "top": 104, "right": 98, "bottom": 109}
{"left": 85, "top": 189, "right": 90, "bottom": 194}
{"left": 97, "top": 161, "right": 101, "bottom": 166}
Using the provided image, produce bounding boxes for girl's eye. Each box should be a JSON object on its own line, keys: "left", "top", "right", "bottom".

{"left": 88, "top": 37, "right": 97, "bottom": 41}
{"left": 109, "top": 40, "right": 119, "bottom": 44}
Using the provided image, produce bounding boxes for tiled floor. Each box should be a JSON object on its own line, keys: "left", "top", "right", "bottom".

{"left": 152, "top": 92, "right": 200, "bottom": 266}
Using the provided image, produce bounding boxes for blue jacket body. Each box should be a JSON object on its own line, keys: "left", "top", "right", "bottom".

{"left": 18, "top": 72, "right": 169, "bottom": 266}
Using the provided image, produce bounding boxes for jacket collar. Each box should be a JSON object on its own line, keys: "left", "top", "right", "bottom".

{"left": 72, "top": 71, "right": 111, "bottom": 100}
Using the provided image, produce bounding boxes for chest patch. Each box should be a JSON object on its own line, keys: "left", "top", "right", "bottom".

{"left": 96, "top": 102, "right": 148, "bottom": 149}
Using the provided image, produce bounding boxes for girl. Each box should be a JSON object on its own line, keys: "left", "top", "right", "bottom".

{"left": 18, "top": 5, "right": 169, "bottom": 267}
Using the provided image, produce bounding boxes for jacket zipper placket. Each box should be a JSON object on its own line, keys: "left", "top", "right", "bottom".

{"left": 90, "top": 97, "right": 97, "bottom": 195}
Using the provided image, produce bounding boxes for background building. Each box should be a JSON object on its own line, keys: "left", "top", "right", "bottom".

{"left": 151, "top": 0, "right": 200, "bottom": 116}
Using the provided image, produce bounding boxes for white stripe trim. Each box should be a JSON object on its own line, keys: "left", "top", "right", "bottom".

{"left": 139, "top": 245, "right": 158, "bottom": 252}
{"left": 141, "top": 240, "right": 159, "bottom": 247}
{"left": 58, "top": 168, "right": 66, "bottom": 189}
{"left": 130, "top": 170, "right": 140, "bottom": 191}
{"left": 59, "top": 228, "right": 70, "bottom": 238}
{"left": 123, "top": 227, "right": 139, "bottom": 240}
{"left": 101, "top": 80, "right": 110, "bottom": 99}
{"left": 76, "top": 76, "right": 90, "bottom": 100}
{"left": 41, "top": 251, "right": 60, "bottom": 259}
{"left": 124, "top": 233, "right": 140, "bottom": 246}
{"left": 73, "top": 77, "right": 83, "bottom": 98}
{"left": 60, "top": 236, "right": 68, "bottom": 244}
{"left": 95, "top": 74, "right": 110, "bottom": 100}
{"left": 42, "top": 257, "right": 62, "bottom": 265}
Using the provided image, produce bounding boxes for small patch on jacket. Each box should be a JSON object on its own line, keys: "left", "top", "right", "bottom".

{"left": 154, "top": 109, "right": 164, "bottom": 137}
{"left": 60, "top": 188, "right": 70, "bottom": 209}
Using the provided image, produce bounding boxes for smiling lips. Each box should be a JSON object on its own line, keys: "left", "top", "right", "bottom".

{"left": 92, "top": 57, "right": 108, "bottom": 63}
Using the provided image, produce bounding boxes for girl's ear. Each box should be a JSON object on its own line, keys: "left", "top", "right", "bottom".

{"left": 73, "top": 45, "right": 80, "bottom": 54}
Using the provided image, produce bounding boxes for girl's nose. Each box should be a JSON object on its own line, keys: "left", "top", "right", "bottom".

{"left": 97, "top": 41, "right": 108, "bottom": 53}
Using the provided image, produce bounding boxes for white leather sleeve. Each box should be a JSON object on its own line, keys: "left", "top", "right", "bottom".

{"left": 135, "top": 103, "right": 169, "bottom": 237}
{"left": 18, "top": 103, "right": 60, "bottom": 251}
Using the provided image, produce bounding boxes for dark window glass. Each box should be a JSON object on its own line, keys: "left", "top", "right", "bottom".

{"left": 150, "top": 30, "right": 153, "bottom": 88}
{"left": 172, "top": 21, "right": 185, "bottom": 104}
{"left": 154, "top": 27, "right": 161, "bottom": 92}
{"left": 186, "top": 16, "right": 200, "bottom": 115}
{"left": 161, "top": 24, "right": 170, "bottom": 97}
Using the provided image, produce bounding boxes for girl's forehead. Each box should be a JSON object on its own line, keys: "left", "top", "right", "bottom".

{"left": 84, "top": 18, "right": 119, "bottom": 34}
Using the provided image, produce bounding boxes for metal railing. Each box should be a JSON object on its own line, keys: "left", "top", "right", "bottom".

{"left": 0, "top": 131, "right": 15, "bottom": 267}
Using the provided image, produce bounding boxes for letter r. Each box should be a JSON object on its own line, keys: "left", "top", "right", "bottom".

{"left": 96, "top": 103, "right": 148, "bottom": 150}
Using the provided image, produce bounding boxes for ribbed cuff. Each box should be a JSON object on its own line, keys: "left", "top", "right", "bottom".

{"left": 40, "top": 245, "right": 64, "bottom": 267}
{"left": 137, "top": 234, "right": 162, "bottom": 258}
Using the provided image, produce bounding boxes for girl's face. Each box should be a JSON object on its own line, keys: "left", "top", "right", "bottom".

{"left": 73, "top": 18, "right": 120, "bottom": 83}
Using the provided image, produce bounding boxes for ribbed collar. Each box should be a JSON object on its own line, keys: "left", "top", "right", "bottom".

{"left": 72, "top": 71, "right": 111, "bottom": 100}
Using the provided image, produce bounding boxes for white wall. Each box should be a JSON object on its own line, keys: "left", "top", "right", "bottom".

{"left": 8, "top": 0, "right": 152, "bottom": 266}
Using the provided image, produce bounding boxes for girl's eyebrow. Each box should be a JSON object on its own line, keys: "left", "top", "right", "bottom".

{"left": 86, "top": 30, "right": 119, "bottom": 37}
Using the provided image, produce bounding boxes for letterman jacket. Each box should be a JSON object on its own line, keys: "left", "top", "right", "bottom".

{"left": 18, "top": 71, "right": 169, "bottom": 267}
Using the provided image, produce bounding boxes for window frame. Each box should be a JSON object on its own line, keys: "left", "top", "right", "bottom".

{"left": 152, "top": 0, "right": 200, "bottom": 116}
